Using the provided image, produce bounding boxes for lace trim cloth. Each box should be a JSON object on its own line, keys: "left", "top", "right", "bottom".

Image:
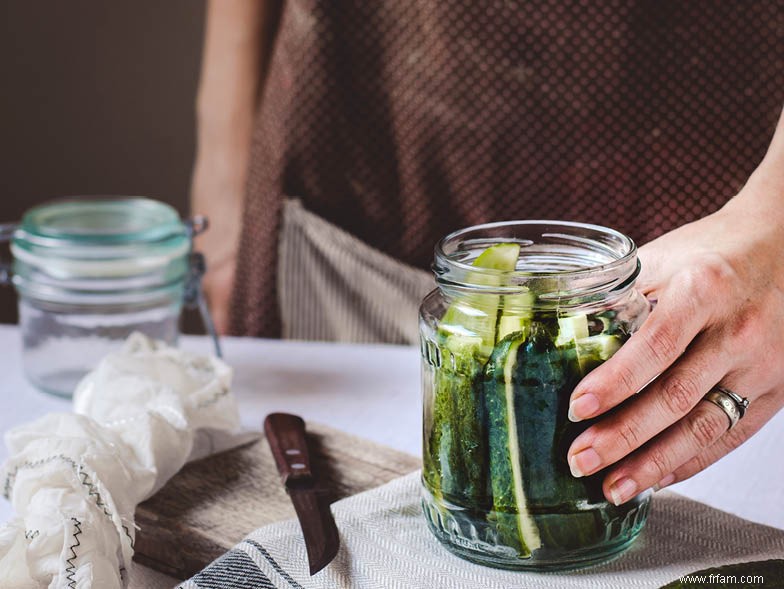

{"left": 0, "top": 334, "right": 251, "bottom": 588}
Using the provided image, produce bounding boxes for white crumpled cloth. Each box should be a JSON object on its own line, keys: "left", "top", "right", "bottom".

{"left": 0, "top": 333, "right": 252, "bottom": 589}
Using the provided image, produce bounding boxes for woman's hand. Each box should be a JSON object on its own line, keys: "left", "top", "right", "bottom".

{"left": 566, "top": 149, "right": 784, "bottom": 506}
{"left": 191, "top": 146, "right": 244, "bottom": 335}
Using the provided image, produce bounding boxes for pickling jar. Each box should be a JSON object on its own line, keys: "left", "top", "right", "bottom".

{"left": 0, "top": 197, "right": 221, "bottom": 397}
{"left": 419, "top": 220, "right": 652, "bottom": 570}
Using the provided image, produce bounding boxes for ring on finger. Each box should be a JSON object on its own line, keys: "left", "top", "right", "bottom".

{"left": 702, "top": 385, "right": 750, "bottom": 430}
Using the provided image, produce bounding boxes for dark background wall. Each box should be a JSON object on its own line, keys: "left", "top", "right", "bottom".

{"left": 0, "top": 0, "right": 206, "bottom": 325}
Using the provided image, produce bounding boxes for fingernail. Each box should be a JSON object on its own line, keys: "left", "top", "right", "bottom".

{"left": 568, "top": 393, "right": 600, "bottom": 422}
{"left": 653, "top": 474, "right": 676, "bottom": 492}
{"left": 569, "top": 447, "right": 602, "bottom": 478}
{"left": 609, "top": 477, "right": 638, "bottom": 506}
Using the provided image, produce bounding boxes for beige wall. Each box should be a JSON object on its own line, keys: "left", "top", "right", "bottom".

{"left": 0, "top": 0, "right": 206, "bottom": 324}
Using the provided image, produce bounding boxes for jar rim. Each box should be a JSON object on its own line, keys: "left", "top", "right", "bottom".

{"left": 434, "top": 220, "right": 639, "bottom": 301}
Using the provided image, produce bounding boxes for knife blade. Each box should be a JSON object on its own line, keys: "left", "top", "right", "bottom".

{"left": 264, "top": 413, "right": 340, "bottom": 575}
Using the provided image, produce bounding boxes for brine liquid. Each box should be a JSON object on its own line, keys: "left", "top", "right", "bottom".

{"left": 422, "top": 483, "right": 651, "bottom": 571}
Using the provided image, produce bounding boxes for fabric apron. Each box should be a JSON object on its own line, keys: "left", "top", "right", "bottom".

{"left": 277, "top": 199, "right": 435, "bottom": 345}
{"left": 229, "top": 2, "right": 783, "bottom": 339}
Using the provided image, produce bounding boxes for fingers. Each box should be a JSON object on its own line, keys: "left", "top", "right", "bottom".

{"left": 601, "top": 395, "right": 732, "bottom": 505}
{"left": 569, "top": 265, "right": 728, "bottom": 422}
{"left": 567, "top": 333, "right": 729, "bottom": 478}
{"left": 599, "top": 382, "right": 771, "bottom": 505}
{"left": 654, "top": 393, "right": 775, "bottom": 490}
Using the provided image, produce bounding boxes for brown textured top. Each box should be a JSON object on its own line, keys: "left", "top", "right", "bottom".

{"left": 230, "top": 1, "right": 784, "bottom": 338}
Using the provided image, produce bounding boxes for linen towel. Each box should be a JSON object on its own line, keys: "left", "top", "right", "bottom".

{"left": 277, "top": 199, "right": 434, "bottom": 345}
{"left": 179, "top": 471, "right": 784, "bottom": 589}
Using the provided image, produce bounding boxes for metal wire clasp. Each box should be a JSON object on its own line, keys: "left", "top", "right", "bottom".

{"left": 184, "top": 216, "right": 223, "bottom": 358}
{"left": 0, "top": 223, "right": 17, "bottom": 286}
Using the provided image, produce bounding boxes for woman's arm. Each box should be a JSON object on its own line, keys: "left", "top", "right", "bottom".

{"left": 191, "top": 0, "right": 281, "bottom": 334}
{"left": 567, "top": 108, "right": 784, "bottom": 505}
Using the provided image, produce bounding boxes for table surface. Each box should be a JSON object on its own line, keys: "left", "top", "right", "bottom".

{"left": 2, "top": 325, "right": 783, "bottom": 586}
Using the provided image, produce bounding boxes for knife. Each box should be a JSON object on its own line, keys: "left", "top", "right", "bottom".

{"left": 264, "top": 413, "right": 340, "bottom": 575}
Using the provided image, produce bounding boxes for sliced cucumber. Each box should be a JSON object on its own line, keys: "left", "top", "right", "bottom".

{"left": 553, "top": 315, "right": 623, "bottom": 374}
{"left": 496, "top": 288, "right": 535, "bottom": 343}
{"left": 555, "top": 314, "right": 590, "bottom": 347}
{"left": 472, "top": 242, "right": 521, "bottom": 271}
{"left": 576, "top": 333, "right": 622, "bottom": 362}
{"left": 444, "top": 334, "right": 489, "bottom": 503}
{"left": 427, "top": 244, "right": 521, "bottom": 506}
{"left": 485, "top": 334, "right": 541, "bottom": 557}
{"left": 498, "top": 324, "right": 608, "bottom": 551}
{"left": 440, "top": 243, "right": 520, "bottom": 353}
{"left": 574, "top": 333, "right": 623, "bottom": 374}
{"left": 496, "top": 315, "right": 529, "bottom": 342}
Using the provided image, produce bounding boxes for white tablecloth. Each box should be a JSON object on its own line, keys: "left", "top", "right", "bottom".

{"left": 1, "top": 324, "right": 782, "bottom": 587}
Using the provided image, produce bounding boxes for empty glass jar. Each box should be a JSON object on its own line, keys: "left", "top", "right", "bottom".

{"left": 1, "top": 197, "right": 219, "bottom": 397}
{"left": 419, "top": 220, "right": 652, "bottom": 570}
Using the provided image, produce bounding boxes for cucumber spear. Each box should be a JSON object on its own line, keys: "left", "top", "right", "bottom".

{"left": 426, "top": 243, "right": 520, "bottom": 506}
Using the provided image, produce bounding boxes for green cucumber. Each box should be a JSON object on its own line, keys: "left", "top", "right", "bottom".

{"left": 471, "top": 242, "right": 522, "bottom": 271}
{"left": 513, "top": 324, "right": 608, "bottom": 550}
{"left": 440, "top": 243, "right": 521, "bottom": 353}
{"left": 444, "top": 334, "right": 489, "bottom": 503}
{"left": 575, "top": 333, "right": 622, "bottom": 374}
{"left": 555, "top": 314, "right": 623, "bottom": 374}
{"left": 485, "top": 332, "right": 542, "bottom": 557}
{"left": 554, "top": 314, "right": 590, "bottom": 347}
{"left": 424, "top": 340, "right": 465, "bottom": 500}
{"left": 487, "top": 322, "right": 622, "bottom": 556}
{"left": 496, "top": 288, "right": 535, "bottom": 342}
{"left": 426, "top": 243, "right": 521, "bottom": 507}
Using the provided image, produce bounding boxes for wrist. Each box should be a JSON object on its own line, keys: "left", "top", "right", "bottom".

{"left": 723, "top": 156, "right": 784, "bottom": 223}
{"left": 194, "top": 219, "right": 242, "bottom": 268}
{"left": 756, "top": 151, "right": 784, "bottom": 194}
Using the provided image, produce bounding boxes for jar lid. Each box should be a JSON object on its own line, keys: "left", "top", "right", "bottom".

{"left": 11, "top": 197, "right": 190, "bottom": 278}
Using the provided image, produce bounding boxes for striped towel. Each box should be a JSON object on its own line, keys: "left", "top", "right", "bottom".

{"left": 277, "top": 199, "right": 434, "bottom": 345}
{"left": 178, "top": 471, "right": 784, "bottom": 589}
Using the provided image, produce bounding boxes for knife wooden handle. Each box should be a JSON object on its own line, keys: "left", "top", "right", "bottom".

{"left": 264, "top": 413, "right": 313, "bottom": 486}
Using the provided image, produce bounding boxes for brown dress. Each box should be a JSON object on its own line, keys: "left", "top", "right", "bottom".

{"left": 230, "top": 1, "right": 784, "bottom": 339}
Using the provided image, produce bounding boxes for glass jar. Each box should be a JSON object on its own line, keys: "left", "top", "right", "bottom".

{"left": 419, "top": 220, "right": 652, "bottom": 571}
{"left": 0, "top": 197, "right": 220, "bottom": 397}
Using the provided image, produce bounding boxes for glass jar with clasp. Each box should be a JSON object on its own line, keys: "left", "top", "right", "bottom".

{"left": 419, "top": 220, "right": 652, "bottom": 570}
{"left": 0, "top": 197, "right": 221, "bottom": 397}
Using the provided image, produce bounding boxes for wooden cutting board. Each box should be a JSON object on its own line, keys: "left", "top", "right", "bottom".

{"left": 133, "top": 423, "right": 421, "bottom": 580}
